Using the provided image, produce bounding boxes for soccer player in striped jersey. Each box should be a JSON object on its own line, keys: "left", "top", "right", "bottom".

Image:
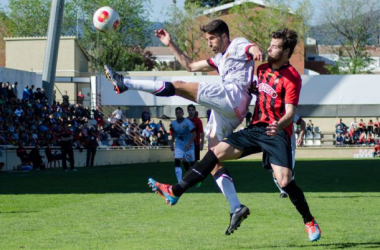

{"left": 149, "top": 28, "right": 321, "bottom": 242}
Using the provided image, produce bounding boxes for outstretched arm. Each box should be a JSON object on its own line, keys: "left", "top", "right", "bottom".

{"left": 155, "top": 29, "right": 214, "bottom": 72}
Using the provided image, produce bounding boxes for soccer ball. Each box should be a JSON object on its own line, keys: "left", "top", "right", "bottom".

{"left": 93, "top": 6, "right": 120, "bottom": 32}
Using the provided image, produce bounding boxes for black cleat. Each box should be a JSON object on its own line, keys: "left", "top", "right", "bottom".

{"left": 104, "top": 65, "right": 128, "bottom": 94}
{"left": 225, "top": 205, "right": 250, "bottom": 235}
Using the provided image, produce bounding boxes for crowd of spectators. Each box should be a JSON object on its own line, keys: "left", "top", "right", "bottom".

{"left": 0, "top": 81, "right": 170, "bottom": 152}
{"left": 335, "top": 117, "right": 379, "bottom": 146}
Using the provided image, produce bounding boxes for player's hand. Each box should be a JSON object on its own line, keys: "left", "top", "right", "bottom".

{"left": 155, "top": 29, "right": 171, "bottom": 46}
{"left": 251, "top": 45, "right": 265, "bottom": 61}
{"left": 266, "top": 121, "right": 279, "bottom": 136}
{"left": 185, "top": 144, "right": 190, "bottom": 151}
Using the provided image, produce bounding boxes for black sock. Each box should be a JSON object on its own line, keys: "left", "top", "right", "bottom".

{"left": 182, "top": 161, "right": 190, "bottom": 172}
{"left": 172, "top": 150, "right": 219, "bottom": 196}
{"left": 155, "top": 81, "right": 175, "bottom": 96}
{"left": 282, "top": 180, "right": 314, "bottom": 224}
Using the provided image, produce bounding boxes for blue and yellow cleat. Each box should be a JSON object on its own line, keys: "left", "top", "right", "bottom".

{"left": 148, "top": 178, "right": 179, "bottom": 206}
{"left": 305, "top": 219, "right": 321, "bottom": 242}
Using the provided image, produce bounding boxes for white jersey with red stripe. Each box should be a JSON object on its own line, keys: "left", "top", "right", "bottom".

{"left": 207, "top": 37, "right": 254, "bottom": 93}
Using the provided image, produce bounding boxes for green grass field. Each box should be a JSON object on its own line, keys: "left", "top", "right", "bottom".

{"left": 1, "top": 159, "right": 380, "bottom": 249}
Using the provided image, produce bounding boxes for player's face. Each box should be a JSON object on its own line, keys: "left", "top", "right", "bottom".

{"left": 187, "top": 107, "right": 196, "bottom": 118}
{"left": 175, "top": 109, "right": 184, "bottom": 120}
{"left": 267, "top": 38, "right": 288, "bottom": 64}
{"left": 205, "top": 32, "right": 228, "bottom": 53}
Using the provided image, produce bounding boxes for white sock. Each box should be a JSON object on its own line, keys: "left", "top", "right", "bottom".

{"left": 175, "top": 167, "right": 182, "bottom": 182}
{"left": 273, "top": 178, "right": 287, "bottom": 194}
{"left": 216, "top": 174, "right": 241, "bottom": 213}
{"left": 123, "top": 78, "right": 165, "bottom": 94}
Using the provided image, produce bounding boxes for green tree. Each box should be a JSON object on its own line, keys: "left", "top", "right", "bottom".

{"left": 164, "top": 3, "right": 211, "bottom": 63}
{"left": 0, "top": 0, "right": 154, "bottom": 72}
{"left": 229, "top": 0, "right": 311, "bottom": 51}
{"left": 318, "top": 0, "right": 379, "bottom": 74}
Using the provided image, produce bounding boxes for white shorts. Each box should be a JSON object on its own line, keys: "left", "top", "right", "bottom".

{"left": 174, "top": 145, "right": 195, "bottom": 162}
{"left": 197, "top": 81, "right": 252, "bottom": 141}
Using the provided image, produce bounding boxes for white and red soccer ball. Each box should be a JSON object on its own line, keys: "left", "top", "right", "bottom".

{"left": 93, "top": 6, "right": 120, "bottom": 32}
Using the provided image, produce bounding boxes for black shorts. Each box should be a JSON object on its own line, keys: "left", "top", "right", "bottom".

{"left": 224, "top": 123, "right": 292, "bottom": 170}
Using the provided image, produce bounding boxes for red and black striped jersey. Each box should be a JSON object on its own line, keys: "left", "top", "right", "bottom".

{"left": 252, "top": 63, "right": 302, "bottom": 136}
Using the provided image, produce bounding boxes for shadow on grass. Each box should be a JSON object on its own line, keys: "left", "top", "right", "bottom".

{"left": 0, "top": 159, "right": 379, "bottom": 194}
{"left": 260, "top": 241, "right": 380, "bottom": 249}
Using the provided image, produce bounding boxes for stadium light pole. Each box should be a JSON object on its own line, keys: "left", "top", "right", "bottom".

{"left": 42, "top": 0, "right": 65, "bottom": 106}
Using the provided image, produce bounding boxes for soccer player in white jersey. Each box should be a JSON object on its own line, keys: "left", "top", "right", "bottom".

{"left": 273, "top": 114, "right": 306, "bottom": 198}
{"left": 170, "top": 107, "right": 196, "bottom": 182}
{"left": 104, "top": 19, "right": 264, "bottom": 235}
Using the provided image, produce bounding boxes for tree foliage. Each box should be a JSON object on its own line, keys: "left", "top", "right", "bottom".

{"left": 318, "top": 0, "right": 379, "bottom": 74}
{"left": 184, "top": 0, "right": 234, "bottom": 11}
{"left": 229, "top": 0, "right": 312, "bottom": 51}
{"left": 164, "top": 3, "right": 212, "bottom": 64}
{"left": 0, "top": 0, "right": 155, "bottom": 72}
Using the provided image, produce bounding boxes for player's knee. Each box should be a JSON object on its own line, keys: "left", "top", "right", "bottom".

{"left": 277, "top": 177, "right": 291, "bottom": 188}
{"left": 172, "top": 80, "right": 186, "bottom": 86}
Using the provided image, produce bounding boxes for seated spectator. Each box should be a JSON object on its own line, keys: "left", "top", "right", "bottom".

{"left": 336, "top": 125, "right": 344, "bottom": 135}
{"left": 358, "top": 132, "right": 366, "bottom": 144}
{"left": 16, "top": 141, "right": 30, "bottom": 167}
{"left": 335, "top": 132, "right": 344, "bottom": 146}
{"left": 344, "top": 135, "right": 354, "bottom": 145}
{"left": 373, "top": 141, "right": 380, "bottom": 157}
{"left": 367, "top": 133, "right": 375, "bottom": 146}
{"left": 29, "top": 144, "right": 45, "bottom": 170}
{"left": 306, "top": 120, "right": 314, "bottom": 134}
{"left": 156, "top": 132, "right": 168, "bottom": 146}
{"left": 141, "top": 125, "right": 152, "bottom": 146}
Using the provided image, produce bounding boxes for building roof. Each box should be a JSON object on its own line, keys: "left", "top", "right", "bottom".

{"left": 4, "top": 36, "right": 90, "bottom": 61}
{"left": 145, "top": 46, "right": 173, "bottom": 56}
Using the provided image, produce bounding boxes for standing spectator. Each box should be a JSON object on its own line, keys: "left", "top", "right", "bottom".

{"left": 374, "top": 118, "right": 380, "bottom": 136}
{"left": 350, "top": 118, "right": 358, "bottom": 131}
{"left": 86, "top": 127, "right": 99, "bottom": 167}
{"left": 141, "top": 108, "right": 150, "bottom": 123}
{"left": 187, "top": 104, "right": 204, "bottom": 162}
{"left": 1, "top": 83, "right": 8, "bottom": 101}
{"left": 367, "top": 119, "right": 374, "bottom": 135}
{"left": 60, "top": 123, "right": 76, "bottom": 171}
{"left": 112, "top": 106, "right": 123, "bottom": 125}
{"left": 336, "top": 118, "right": 348, "bottom": 134}
{"left": 306, "top": 119, "right": 314, "bottom": 134}
{"left": 358, "top": 119, "right": 367, "bottom": 135}
{"left": 28, "top": 85, "right": 34, "bottom": 100}
{"left": 77, "top": 91, "right": 85, "bottom": 105}
{"left": 7, "top": 83, "right": 15, "bottom": 100}
{"left": 16, "top": 141, "right": 30, "bottom": 167}
{"left": 373, "top": 141, "right": 380, "bottom": 157}
{"left": 12, "top": 82, "right": 18, "bottom": 99}
{"left": 245, "top": 111, "right": 252, "bottom": 127}
{"left": 22, "top": 86, "right": 30, "bottom": 100}
{"left": 62, "top": 91, "right": 69, "bottom": 107}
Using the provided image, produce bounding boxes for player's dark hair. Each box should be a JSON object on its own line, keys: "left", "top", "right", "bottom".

{"left": 272, "top": 28, "right": 298, "bottom": 58}
{"left": 187, "top": 104, "right": 196, "bottom": 111}
{"left": 200, "top": 19, "right": 229, "bottom": 39}
{"left": 175, "top": 107, "right": 183, "bottom": 113}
